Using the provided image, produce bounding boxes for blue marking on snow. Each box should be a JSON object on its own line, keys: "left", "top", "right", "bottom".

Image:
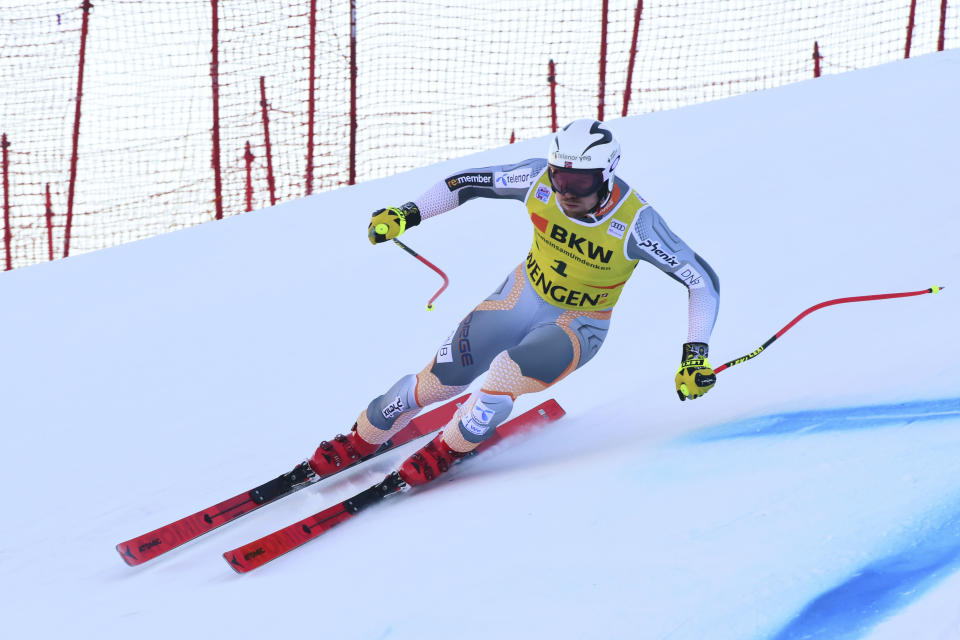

{"left": 682, "top": 397, "right": 960, "bottom": 640}
{"left": 769, "top": 500, "right": 960, "bottom": 640}
{"left": 686, "top": 397, "right": 960, "bottom": 442}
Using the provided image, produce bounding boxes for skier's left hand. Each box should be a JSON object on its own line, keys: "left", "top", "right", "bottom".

{"left": 675, "top": 342, "right": 716, "bottom": 401}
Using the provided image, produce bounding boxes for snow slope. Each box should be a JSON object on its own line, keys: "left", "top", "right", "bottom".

{"left": 1, "top": 50, "right": 958, "bottom": 640}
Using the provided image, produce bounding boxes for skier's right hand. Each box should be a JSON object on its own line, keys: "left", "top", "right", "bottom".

{"left": 368, "top": 202, "right": 421, "bottom": 244}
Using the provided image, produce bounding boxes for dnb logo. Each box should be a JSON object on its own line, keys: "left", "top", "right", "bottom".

{"left": 677, "top": 263, "right": 705, "bottom": 289}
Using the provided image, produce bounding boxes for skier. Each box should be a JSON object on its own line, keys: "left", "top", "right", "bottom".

{"left": 308, "top": 119, "right": 720, "bottom": 486}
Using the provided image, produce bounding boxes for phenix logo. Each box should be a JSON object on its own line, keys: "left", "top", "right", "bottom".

{"left": 638, "top": 239, "right": 679, "bottom": 267}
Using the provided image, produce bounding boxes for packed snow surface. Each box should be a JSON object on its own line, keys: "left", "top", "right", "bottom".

{"left": 1, "top": 50, "right": 958, "bottom": 639}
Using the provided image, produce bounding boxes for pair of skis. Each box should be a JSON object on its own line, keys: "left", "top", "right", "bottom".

{"left": 116, "top": 396, "right": 565, "bottom": 573}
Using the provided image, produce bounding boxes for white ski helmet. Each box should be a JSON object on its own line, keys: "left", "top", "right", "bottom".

{"left": 547, "top": 119, "right": 621, "bottom": 202}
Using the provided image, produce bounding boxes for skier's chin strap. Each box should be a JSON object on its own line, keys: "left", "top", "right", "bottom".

{"left": 581, "top": 187, "right": 613, "bottom": 223}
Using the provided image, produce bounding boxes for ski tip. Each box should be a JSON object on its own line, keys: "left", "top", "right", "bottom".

{"left": 931, "top": 285, "right": 945, "bottom": 294}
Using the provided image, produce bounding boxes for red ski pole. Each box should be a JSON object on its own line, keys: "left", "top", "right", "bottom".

{"left": 392, "top": 238, "right": 450, "bottom": 310}
{"left": 715, "top": 285, "right": 945, "bottom": 374}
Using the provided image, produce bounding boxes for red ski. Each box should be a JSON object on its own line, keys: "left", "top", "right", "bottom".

{"left": 224, "top": 398, "right": 565, "bottom": 573}
{"left": 116, "top": 394, "right": 469, "bottom": 566}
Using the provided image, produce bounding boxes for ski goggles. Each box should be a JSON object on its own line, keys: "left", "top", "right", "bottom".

{"left": 547, "top": 166, "right": 605, "bottom": 197}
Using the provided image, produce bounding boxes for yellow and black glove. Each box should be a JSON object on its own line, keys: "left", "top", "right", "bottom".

{"left": 367, "top": 202, "right": 422, "bottom": 245}
{"left": 675, "top": 342, "right": 716, "bottom": 401}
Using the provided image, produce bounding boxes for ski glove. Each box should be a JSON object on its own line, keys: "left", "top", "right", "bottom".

{"left": 675, "top": 342, "right": 716, "bottom": 401}
{"left": 367, "top": 202, "right": 421, "bottom": 245}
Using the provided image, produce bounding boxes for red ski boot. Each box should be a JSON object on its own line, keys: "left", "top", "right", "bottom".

{"left": 308, "top": 425, "right": 379, "bottom": 476}
{"left": 398, "top": 433, "right": 471, "bottom": 487}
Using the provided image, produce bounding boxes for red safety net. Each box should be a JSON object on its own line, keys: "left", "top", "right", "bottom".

{"left": 1, "top": 0, "right": 956, "bottom": 270}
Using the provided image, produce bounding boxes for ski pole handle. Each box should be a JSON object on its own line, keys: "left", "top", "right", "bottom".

{"left": 715, "top": 285, "right": 945, "bottom": 374}
{"left": 392, "top": 239, "right": 450, "bottom": 310}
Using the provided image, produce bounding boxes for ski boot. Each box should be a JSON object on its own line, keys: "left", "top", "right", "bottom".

{"left": 397, "top": 432, "right": 471, "bottom": 487}
{"left": 308, "top": 425, "right": 379, "bottom": 476}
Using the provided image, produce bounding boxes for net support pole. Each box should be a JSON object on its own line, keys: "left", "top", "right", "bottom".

{"left": 938, "top": 0, "right": 948, "bottom": 51}
{"left": 210, "top": 0, "right": 224, "bottom": 220}
{"left": 243, "top": 141, "right": 255, "bottom": 212}
{"left": 905, "top": 0, "right": 917, "bottom": 58}
{"left": 45, "top": 183, "right": 55, "bottom": 262}
{"left": 348, "top": 0, "right": 358, "bottom": 185}
{"left": 598, "top": 0, "right": 609, "bottom": 121}
{"left": 622, "top": 1, "right": 643, "bottom": 117}
{"left": 2, "top": 133, "right": 10, "bottom": 271}
{"left": 259, "top": 76, "right": 277, "bottom": 206}
{"left": 63, "top": 0, "right": 93, "bottom": 258}
{"left": 306, "top": 0, "right": 317, "bottom": 195}
{"left": 548, "top": 59, "right": 558, "bottom": 133}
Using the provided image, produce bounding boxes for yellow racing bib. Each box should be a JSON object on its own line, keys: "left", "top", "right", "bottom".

{"left": 524, "top": 172, "right": 646, "bottom": 310}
